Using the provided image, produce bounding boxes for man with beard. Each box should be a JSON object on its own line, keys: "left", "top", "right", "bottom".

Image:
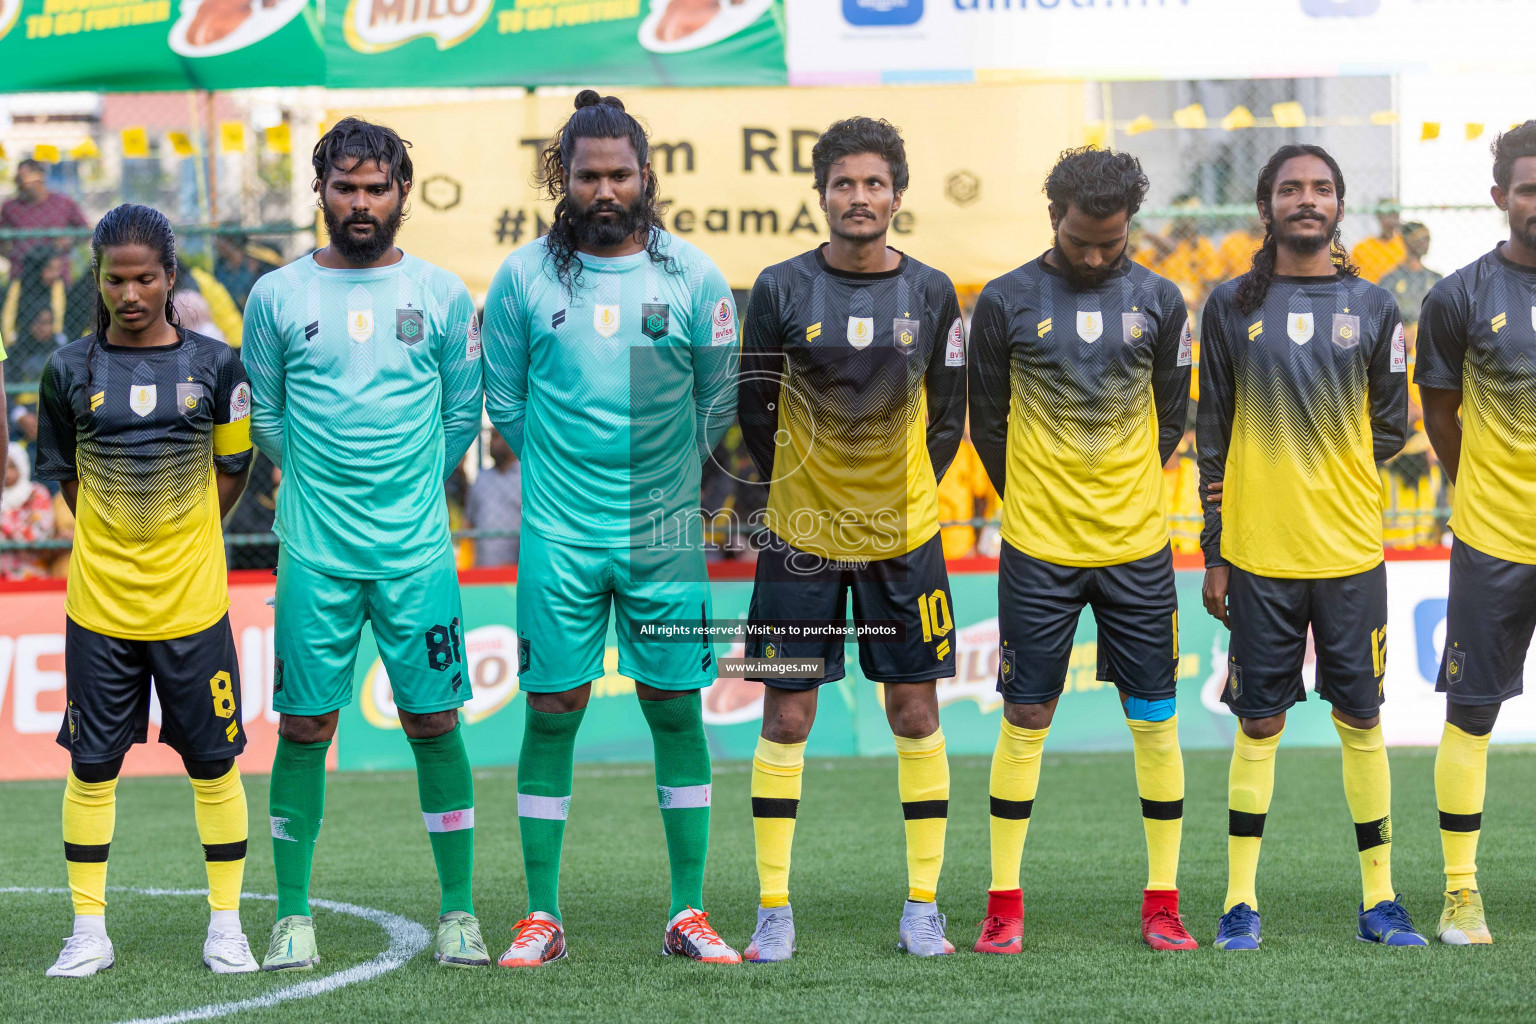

{"left": 481, "top": 91, "right": 739, "bottom": 967}
{"left": 240, "top": 118, "right": 488, "bottom": 971}
{"left": 1198, "top": 144, "right": 1422, "bottom": 950}
{"left": 1414, "top": 120, "right": 1536, "bottom": 946}
{"left": 967, "top": 147, "right": 1195, "bottom": 954}
{"left": 735, "top": 116, "right": 965, "bottom": 962}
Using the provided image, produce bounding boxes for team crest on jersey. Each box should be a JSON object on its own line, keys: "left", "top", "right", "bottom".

{"left": 1287, "top": 311, "right": 1314, "bottom": 345}
{"left": 129, "top": 384, "right": 156, "bottom": 418}
{"left": 712, "top": 297, "right": 736, "bottom": 346}
{"left": 1076, "top": 310, "right": 1103, "bottom": 344}
{"left": 945, "top": 317, "right": 964, "bottom": 367}
{"left": 642, "top": 302, "right": 670, "bottom": 341}
{"left": 594, "top": 304, "right": 620, "bottom": 338}
{"left": 847, "top": 316, "right": 873, "bottom": 349}
{"left": 396, "top": 308, "right": 424, "bottom": 346}
{"left": 1331, "top": 312, "right": 1360, "bottom": 349}
{"left": 176, "top": 382, "right": 201, "bottom": 415}
{"left": 348, "top": 309, "right": 374, "bottom": 344}
{"left": 1177, "top": 318, "right": 1193, "bottom": 367}
{"left": 893, "top": 317, "right": 919, "bottom": 354}
{"left": 1122, "top": 312, "right": 1148, "bottom": 345}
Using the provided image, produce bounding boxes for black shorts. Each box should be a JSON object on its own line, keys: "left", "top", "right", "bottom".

{"left": 56, "top": 613, "right": 247, "bottom": 763}
{"left": 1224, "top": 563, "right": 1387, "bottom": 720}
{"left": 744, "top": 532, "right": 955, "bottom": 689}
{"left": 1439, "top": 540, "right": 1536, "bottom": 706}
{"left": 996, "top": 541, "right": 1178, "bottom": 704}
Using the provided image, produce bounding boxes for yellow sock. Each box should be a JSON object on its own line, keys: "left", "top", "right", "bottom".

{"left": 988, "top": 720, "right": 1047, "bottom": 892}
{"left": 1436, "top": 721, "right": 1490, "bottom": 892}
{"left": 895, "top": 729, "right": 949, "bottom": 903}
{"left": 1225, "top": 728, "right": 1280, "bottom": 912}
{"left": 190, "top": 765, "right": 249, "bottom": 913}
{"left": 1334, "top": 715, "right": 1395, "bottom": 908}
{"left": 63, "top": 771, "right": 117, "bottom": 917}
{"left": 751, "top": 737, "right": 804, "bottom": 909}
{"left": 1128, "top": 716, "right": 1184, "bottom": 892}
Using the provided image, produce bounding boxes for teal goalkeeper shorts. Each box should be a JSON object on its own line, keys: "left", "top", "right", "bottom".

{"left": 272, "top": 544, "right": 468, "bottom": 716}
{"left": 516, "top": 529, "right": 716, "bottom": 693}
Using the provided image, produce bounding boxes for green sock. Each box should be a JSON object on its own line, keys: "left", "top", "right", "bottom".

{"left": 408, "top": 722, "right": 476, "bottom": 916}
{"left": 639, "top": 691, "right": 712, "bottom": 917}
{"left": 269, "top": 736, "right": 329, "bottom": 919}
{"left": 518, "top": 705, "right": 585, "bottom": 920}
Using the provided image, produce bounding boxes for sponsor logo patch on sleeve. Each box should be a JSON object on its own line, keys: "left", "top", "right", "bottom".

{"left": 711, "top": 296, "right": 736, "bottom": 346}
{"left": 1177, "top": 317, "right": 1193, "bottom": 367}
{"left": 1390, "top": 322, "right": 1406, "bottom": 372}
{"left": 467, "top": 315, "right": 482, "bottom": 361}
{"left": 230, "top": 382, "right": 251, "bottom": 422}
{"left": 945, "top": 317, "right": 965, "bottom": 367}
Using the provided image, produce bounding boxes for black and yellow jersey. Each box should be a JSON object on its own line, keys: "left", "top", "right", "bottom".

{"left": 1415, "top": 245, "right": 1536, "bottom": 564}
{"left": 738, "top": 245, "right": 965, "bottom": 561}
{"left": 1198, "top": 273, "right": 1407, "bottom": 578}
{"left": 34, "top": 329, "right": 253, "bottom": 640}
{"left": 968, "top": 254, "right": 1191, "bottom": 567}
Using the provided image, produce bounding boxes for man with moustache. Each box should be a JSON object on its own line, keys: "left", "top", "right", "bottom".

{"left": 481, "top": 91, "right": 740, "bottom": 967}
{"left": 1198, "top": 144, "right": 1421, "bottom": 950}
{"left": 967, "top": 147, "right": 1195, "bottom": 954}
{"left": 241, "top": 117, "right": 489, "bottom": 971}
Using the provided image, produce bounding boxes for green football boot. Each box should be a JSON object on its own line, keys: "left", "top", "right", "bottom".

{"left": 262, "top": 915, "right": 320, "bottom": 972}
{"left": 434, "top": 911, "right": 491, "bottom": 967}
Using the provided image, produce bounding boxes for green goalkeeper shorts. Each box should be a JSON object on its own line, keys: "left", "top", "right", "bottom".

{"left": 515, "top": 528, "right": 716, "bottom": 694}
{"left": 272, "top": 544, "right": 468, "bottom": 716}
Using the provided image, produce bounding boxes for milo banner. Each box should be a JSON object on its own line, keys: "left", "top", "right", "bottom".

{"left": 0, "top": 0, "right": 783, "bottom": 91}
{"left": 331, "top": 82, "right": 1083, "bottom": 293}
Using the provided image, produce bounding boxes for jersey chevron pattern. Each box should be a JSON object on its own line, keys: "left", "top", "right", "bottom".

{"left": 1414, "top": 246, "right": 1536, "bottom": 564}
{"left": 1198, "top": 273, "right": 1408, "bottom": 578}
{"left": 738, "top": 247, "right": 965, "bottom": 561}
{"left": 968, "top": 255, "right": 1190, "bottom": 567}
{"left": 241, "top": 252, "right": 483, "bottom": 579}
{"left": 33, "top": 329, "right": 253, "bottom": 640}
{"left": 481, "top": 230, "right": 738, "bottom": 548}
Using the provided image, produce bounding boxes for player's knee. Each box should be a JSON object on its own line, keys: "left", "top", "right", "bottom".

{"left": 528, "top": 685, "right": 591, "bottom": 715}
{"left": 884, "top": 683, "right": 939, "bottom": 738}
{"left": 183, "top": 756, "right": 235, "bottom": 780}
{"left": 1447, "top": 700, "right": 1500, "bottom": 736}
{"left": 71, "top": 756, "right": 124, "bottom": 784}
{"left": 278, "top": 712, "right": 338, "bottom": 744}
{"left": 399, "top": 708, "right": 459, "bottom": 739}
{"left": 1003, "top": 700, "right": 1055, "bottom": 731}
{"left": 1238, "top": 713, "right": 1285, "bottom": 740}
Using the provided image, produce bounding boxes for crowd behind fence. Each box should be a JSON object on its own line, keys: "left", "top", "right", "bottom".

{"left": 3, "top": 76, "right": 1498, "bottom": 579}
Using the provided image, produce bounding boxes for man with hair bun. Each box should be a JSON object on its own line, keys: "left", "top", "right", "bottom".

{"left": 968, "top": 146, "right": 1196, "bottom": 955}
{"left": 1416, "top": 119, "right": 1536, "bottom": 947}
{"left": 482, "top": 89, "right": 741, "bottom": 967}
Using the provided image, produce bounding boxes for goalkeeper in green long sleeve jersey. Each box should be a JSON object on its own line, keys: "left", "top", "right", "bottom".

{"left": 482, "top": 90, "right": 740, "bottom": 967}
{"left": 241, "top": 118, "right": 488, "bottom": 970}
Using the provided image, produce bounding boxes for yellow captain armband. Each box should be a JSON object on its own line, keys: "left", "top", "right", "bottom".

{"left": 213, "top": 417, "right": 251, "bottom": 457}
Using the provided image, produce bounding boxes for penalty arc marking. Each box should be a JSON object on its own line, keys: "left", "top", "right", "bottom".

{"left": 0, "top": 886, "right": 429, "bottom": 1024}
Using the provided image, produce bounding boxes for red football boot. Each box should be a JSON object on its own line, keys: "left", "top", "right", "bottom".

{"left": 974, "top": 889, "right": 1024, "bottom": 954}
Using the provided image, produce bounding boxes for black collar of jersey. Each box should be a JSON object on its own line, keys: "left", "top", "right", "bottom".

{"left": 1034, "top": 248, "right": 1135, "bottom": 289}
{"left": 814, "top": 243, "right": 908, "bottom": 281}
{"left": 1272, "top": 272, "right": 1344, "bottom": 284}
{"left": 1493, "top": 242, "right": 1536, "bottom": 277}
{"left": 94, "top": 324, "right": 189, "bottom": 355}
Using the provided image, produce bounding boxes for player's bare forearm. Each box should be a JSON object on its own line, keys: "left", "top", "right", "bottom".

{"left": 216, "top": 467, "right": 251, "bottom": 521}
{"left": 1421, "top": 386, "right": 1463, "bottom": 484}
{"left": 61, "top": 479, "right": 78, "bottom": 516}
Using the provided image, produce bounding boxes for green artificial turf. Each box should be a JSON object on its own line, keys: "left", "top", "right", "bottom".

{"left": 1, "top": 746, "right": 1532, "bottom": 1023}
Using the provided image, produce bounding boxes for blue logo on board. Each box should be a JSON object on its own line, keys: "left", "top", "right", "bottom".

{"left": 843, "top": 0, "right": 923, "bottom": 27}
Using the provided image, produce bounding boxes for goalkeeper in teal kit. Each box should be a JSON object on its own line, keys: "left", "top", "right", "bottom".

{"left": 482, "top": 91, "right": 740, "bottom": 966}
{"left": 241, "top": 119, "right": 489, "bottom": 970}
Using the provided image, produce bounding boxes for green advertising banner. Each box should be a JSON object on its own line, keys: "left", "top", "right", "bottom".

{"left": 335, "top": 567, "right": 1347, "bottom": 773}
{"left": 0, "top": 0, "right": 785, "bottom": 91}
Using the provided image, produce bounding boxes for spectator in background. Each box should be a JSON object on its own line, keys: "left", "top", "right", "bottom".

{"left": 1378, "top": 222, "right": 1442, "bottom": 329}
{"left": 1350, "top": 201, "right": 1404, "bottom": 283}
{"left": 3, "top": 248, "right": 68, "bottom": 355}
{"left": 1, "top": 440, "right": 54, "bottom": 579}
{"left": 8, "top": 304, "right": 68, "bottom": 383}
{"left": 465, "top": 429, "right": 521, "bottom": 568}
{"left": 212, "top": 232, "right": 281, "bottom": 310}
{"left": 0, "top": 160, "right": 87, "bottom": 267}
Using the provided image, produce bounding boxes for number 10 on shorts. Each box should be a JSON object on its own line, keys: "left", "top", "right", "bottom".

{"left": 917, "top": 590, "right": 953, "bottom": 661}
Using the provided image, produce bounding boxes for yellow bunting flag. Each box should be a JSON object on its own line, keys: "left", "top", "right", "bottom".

{"left": 121, "top": 126, "right": 150, "bottom": 159}
{"left": 167, "top": 132, "right": 195, "bottom": 157}
{"left": 1271, "top": 102, "right": 1307, "bottom": 128}
{"left": 33, "top": 143, "right": 59, "bottom": 163}
{"left": 1126, "top": 114, "right": 1157, "bottom": 136}
{"left": 1173, "top": 103, "right": 1207, "bottom": 130}
{"left": 264, "top": 123, "right": 291, "bottom": 154}
{"left": 69, "top": 138, "right": 100, "bottom": 161}
{"left": 1222, "top": 105, "right": 1256, "bottom": 132}
{"left": 218, "top": 122, "right": 245, "bottom": 154}
{"left": 1421, "top": 122, "right": 1441, "bottom": 141}
{"left": 1465, "top": 123, "right": 1484, "bottom": 140}
{"left": 1370, "top": 110, "right": 1399, "bottom": 126}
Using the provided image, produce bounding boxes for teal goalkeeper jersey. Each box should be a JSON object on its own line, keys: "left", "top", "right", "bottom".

{"left": 242, "top": 251, "right": 484, "bottom": 578}
{"left": 482, "top": 231, "right": 738, "bottom": 548}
